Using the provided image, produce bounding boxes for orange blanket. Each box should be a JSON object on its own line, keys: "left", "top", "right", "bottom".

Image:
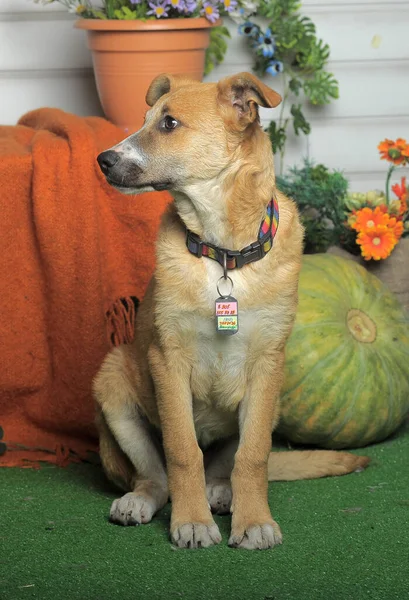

{"left": 0, "top": 109, "right": 171, "bottom": 467}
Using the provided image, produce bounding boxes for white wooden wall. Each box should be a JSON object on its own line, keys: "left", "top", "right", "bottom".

{"left": 1, "top": 0, "right": 408, "bottom": 190}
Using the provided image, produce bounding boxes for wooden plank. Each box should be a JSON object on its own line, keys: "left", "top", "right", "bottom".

{"left": 207, "top": 60, "right": 409, "bottom": 120}
{"left": 0, "top": 5, "right": 406, "bottom": 69}
{"left": 0, "top": 21, "right": 91, "bottom": 70}
{"left": 1, "top": 0, "right": 404, "bottom": 12}
{"left": 0, "top": 0, "right": 66, "bottom": 13}
{"left": 207, "top": 10, "right": 407, "bottom": 63}
{"left": 265, "top": 115, "right": 409, "bottom": 174}
{"left": 311, "top": 6, "right": 409, "bottom": 61}
{"left": 0, "top": 71, "right": 102, "bottom": 125}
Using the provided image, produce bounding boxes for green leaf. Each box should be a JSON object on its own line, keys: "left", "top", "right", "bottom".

{"left": 253, "top": 55, "right": 270, "bottom": 77}
{"left": 298, "top": 15, "right": 316, "bottom": 36}
{"left": 276, "top": 159, "right": 350, "bottom": 253}
{"left": 303, "top": 71, "right": 339, "bottom": 105}
{"left": 114, "top": 6, "right": 137, "bottom": 19}
{"left": 310, "top": 164, "right": 330, "bottom": 183}
{"left": 104, "top": 0, "right": 116, "bottom": 19}
{"left": 219, "top": 25, "right": 231, "bottom": 38}
{"left": 87, "top": 9, "right": 108, "bottom": 19}
{"left": 291, "top": 104, "right": 311, "bottom": 136}
{"left": 289, "top": 78, "right": 302, "bottom": 96}
{"left": 204, "top": 26, "right": 230, "bottom": 75}
{"left": 272, "top": 15, "right": 315, "bottom": 51}
{"left": 296, "top": 38, "right": 330, "bottom": 71}
{"left": 265, "top": 121, "right": 287, "bottom": 154}
{"left": 251, "top": 0, "right": 339, "bottom": 160}
{"left": 260, "top": 0, "right": 301, "bottom": 20}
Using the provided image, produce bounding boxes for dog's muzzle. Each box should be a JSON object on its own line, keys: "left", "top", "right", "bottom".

{"left": 97, "top": 150, "right": 120, "bottom": 175}
{"left": 97, "top": 149, "right": 145, "bottom": 189}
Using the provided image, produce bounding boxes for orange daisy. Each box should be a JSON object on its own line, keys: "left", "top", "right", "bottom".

{"left": 378, "top": 138, "right": 409, "bottom": 165}
{"left": 357, "top": 226, "right": 397, "bottom": 261}
{"left": 351, "top": 206, "right": 389, "bottom": 232}
{"left": 392, "top": 176, "right": 408, "bottom": 216}
{"left": 396, "top": 138, "right": 409, "bottom": 158}
{"left": 392, "top": 176, "right": 407, "bottom": 200}
{"left": 390, "top": 218, "right": 404, "bottom": 240}
{"left": 378, "top": 139, "right": 394, "bottom": 160}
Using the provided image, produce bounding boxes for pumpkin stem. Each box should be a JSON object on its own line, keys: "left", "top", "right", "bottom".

{"left": 347, "top": 309, "right": 377, "bottom": 343}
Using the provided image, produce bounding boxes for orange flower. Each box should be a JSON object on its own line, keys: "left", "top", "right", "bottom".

{"left": 392, "top": 176, "right": 408, "bottom": 216}
{"left": 396, "top": 138, "right": 409, "bottom": 158}
{"left": 378, "top": 138, "right": 409, "bottom": 165}
{"left": 378, "top": 204, "right": 388, "bottom": 212}
{"left": 390, "top": 218, "right": 404, "bottom": 240}
{"left": 357, "top": 226, "right": 398, "bottom": 261}
{"left": 351, "top": 206, "right": 389, "bottom": 232}
{"left": 378, "top": 139, "right": 393, "bottom": 160}
{"left": 392, "top": 176, "right": 407, "bottom": 200}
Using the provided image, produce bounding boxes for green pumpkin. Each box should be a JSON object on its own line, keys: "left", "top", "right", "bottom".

{"left": 278, "top": 254, "right": 409, "bottom": 449}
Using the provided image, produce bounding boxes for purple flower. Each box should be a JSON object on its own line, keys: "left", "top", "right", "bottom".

{"left": 222, "top": 0, "right": 237, "bottom": 12}
{"left": 169, "top": 0, "right": 185, "bottom": 9}
{"left": 129, "top": 0, "right": 142, "bottom": 4}
{"left": 201, "top": 0, "right": 220, "bottom": 23}
{"left": 183, "top": 0, "right": 197, "bottom": 12}
{"left": 147, "top": 0, "right": 170, "bottom": 17}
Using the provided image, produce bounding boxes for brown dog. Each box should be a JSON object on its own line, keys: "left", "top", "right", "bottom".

{"left": 94, "top": 72, "right": 369, "bottom": 550}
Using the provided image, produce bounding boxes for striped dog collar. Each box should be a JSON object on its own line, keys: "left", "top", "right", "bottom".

{"left": 186, "top": 196, "right": 279, "bottom": 270}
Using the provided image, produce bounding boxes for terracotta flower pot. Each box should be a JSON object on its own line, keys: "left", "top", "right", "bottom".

{"left": 75, "top": 18, "right": 215, "bottom": 132}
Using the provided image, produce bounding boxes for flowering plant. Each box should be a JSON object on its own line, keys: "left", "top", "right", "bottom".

{"left": 35, "top": 0, "right": 338, "bottom": 164}
{"left": 33, "top": 0, "right": 254, "bottom": 77}
{"left": 276, "top": 160, "right": 350, "bottom": 254}
{"left": 344, "top": 139, "right": 409, "bottom": 261}
{"left": 34, "top": 0, "right": 250, "bottom": 23}
{"left": 241, "top": 0, "right": 338, "bottom": 170}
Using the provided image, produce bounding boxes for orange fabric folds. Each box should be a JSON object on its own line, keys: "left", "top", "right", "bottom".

{"left": 0, "top": 109, "right": 171, "bottom": 467}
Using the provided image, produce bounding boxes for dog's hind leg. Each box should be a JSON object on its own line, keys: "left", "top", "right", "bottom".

{"left": 96, "top": 407, "right": 135, "bottom": 493}
{"left": 94, "top": 347, "right": 168, "bottom": 526}
{"left": 205, "top": 437, "right": 238, "bottom": 515}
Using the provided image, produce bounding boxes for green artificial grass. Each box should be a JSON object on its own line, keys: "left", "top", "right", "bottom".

{"left": 1, "top": 424, "right": 409, "bottom": 600}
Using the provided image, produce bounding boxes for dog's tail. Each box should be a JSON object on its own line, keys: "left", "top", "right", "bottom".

{"left": 268, "top": 450, "right": 370, "bottom": 481}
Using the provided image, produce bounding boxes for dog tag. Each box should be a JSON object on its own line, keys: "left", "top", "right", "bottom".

{"left": 215, "top": 295, "right": 239, "bottom": 335}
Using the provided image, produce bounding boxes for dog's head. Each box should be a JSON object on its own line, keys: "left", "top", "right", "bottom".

{"left": 97, "top": 72, "right": 281, "bottom": 195}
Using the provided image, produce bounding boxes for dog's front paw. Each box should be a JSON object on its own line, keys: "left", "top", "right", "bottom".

{"left": 171, "top": 521, "right": 222, "bottom": 549}
{"left": 229, "top": 521, "right": 282, "bottom": 550}
{"left": 110, "top": 492, "right": 156, "bottom": 526}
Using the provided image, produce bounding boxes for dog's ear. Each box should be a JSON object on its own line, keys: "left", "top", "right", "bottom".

{"left": 146, "top": 73, "right": 191, "bottom": 107}
{"left": 146, "top": 74, "right": 172, "bottom": 107}
{"left": 217, "top": 72, "right": 282, "bottom": 128}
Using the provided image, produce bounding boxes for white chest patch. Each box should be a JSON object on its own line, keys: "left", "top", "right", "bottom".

{"left": 189, "top": 311, "right": 255, "bottom": 446}
{"left": 172, "top": 254, "right": 285, "bottom": 447}
{"left": 203, "top": 259, "right": 250, "bottom": 306}
{"left": 186, "top": 260, "right": 263, "bottom": 446}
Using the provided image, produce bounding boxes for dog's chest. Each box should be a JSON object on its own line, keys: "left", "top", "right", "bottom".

{"left": 188, "top": 309, "right": 257, "bottom": 446}
{"left": 164, "top": 256, "right": 280, "bottom": 445}
{"left": 190, "top": 312, "right": 253, "bottom": 401}
{"left": 188, "top": 261, "right": 258, "bottom": 410}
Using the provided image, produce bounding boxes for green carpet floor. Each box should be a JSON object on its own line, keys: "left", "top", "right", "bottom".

{"left": 1, "top": 424, "right": 409, "bottom": 600}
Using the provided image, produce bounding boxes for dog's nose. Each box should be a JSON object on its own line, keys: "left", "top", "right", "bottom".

{"left": 97, "top": 150, "right": 120, "bottom": 175}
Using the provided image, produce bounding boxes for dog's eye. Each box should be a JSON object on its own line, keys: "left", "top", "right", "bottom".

{"left": 163, "top": 116, "right": 178, "bottom": 131}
